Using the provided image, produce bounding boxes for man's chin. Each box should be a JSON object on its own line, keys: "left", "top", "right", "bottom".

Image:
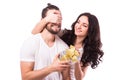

{"left": 51, "top": 31, "right": 59, "bottom": 34}
{"left": 48, "top": 29, "right": 60, "bottom": 34}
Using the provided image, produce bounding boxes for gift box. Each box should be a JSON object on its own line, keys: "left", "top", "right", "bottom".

{"left": 59, "top": 45, "right": 81, "bottom": 63}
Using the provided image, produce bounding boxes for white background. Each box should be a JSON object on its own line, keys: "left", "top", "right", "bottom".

{"left": 0, "top": 0, "right": 120, "bottom": 80}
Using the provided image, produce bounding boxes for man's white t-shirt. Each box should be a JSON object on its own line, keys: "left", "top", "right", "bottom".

{"left": 20, "top": 33, "right": 68, "bottom": 80}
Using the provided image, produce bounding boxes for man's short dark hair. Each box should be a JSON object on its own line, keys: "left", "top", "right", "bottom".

{"left": 42, "top": 3, "right": 59, "bottom": 18}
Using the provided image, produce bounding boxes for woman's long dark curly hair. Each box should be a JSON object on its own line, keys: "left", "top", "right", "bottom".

{"left": 60, "top": 12, "right": 104, "bottom": 69}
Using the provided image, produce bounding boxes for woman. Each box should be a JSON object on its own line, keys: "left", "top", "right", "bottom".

{"left": 32, "top": 12, "right": 104, "bottom": 80}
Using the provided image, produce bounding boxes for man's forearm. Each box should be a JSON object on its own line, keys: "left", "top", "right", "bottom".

{"left": 22, "top": 66, "right": 54, "bottom": 80}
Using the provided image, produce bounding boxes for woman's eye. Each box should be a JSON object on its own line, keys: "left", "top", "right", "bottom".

{"left": 84, "top": 25, "right": 87, "bottom": 27}
{"left": 83, "top": 24, "right": 88, "bottom": 27}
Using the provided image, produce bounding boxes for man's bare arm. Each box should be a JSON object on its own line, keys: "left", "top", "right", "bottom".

{"left": 21, "top": 54, "right": 70, "bottom": 80}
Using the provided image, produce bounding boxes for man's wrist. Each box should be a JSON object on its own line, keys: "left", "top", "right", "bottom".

{"left": 47, "top": 65, "right": 55, "bottom": 73}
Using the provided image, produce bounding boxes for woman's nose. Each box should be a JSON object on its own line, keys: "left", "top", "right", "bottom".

{"left": 77, "top": 25, "right": 81, "bottom": 29}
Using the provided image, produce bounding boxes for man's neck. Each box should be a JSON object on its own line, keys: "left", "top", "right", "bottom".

{"left": 41, "top": 29, "right": 55, "bottom": 47}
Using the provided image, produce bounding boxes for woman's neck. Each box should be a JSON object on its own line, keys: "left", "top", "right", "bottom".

{"left": 74, "top": 37, "right": 84, "bottom": 50}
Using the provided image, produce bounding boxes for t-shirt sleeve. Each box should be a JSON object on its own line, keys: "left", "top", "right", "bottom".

{"left": 20, "top": 36, "right": 37, "bottom": 62}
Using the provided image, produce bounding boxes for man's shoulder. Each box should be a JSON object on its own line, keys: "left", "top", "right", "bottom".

{"left": 28, "top": 33, "right": 41, "bottom": 41}
{"left": 23, "top": 33, "right": 41, "bottom": 45}
{"left": 32, "top": 33, "right": 41, "bottom": 38}
{"left": 55, "top": 35, "right": 65, "bottom": 43}
{"left": 55, "top": 35, "right": 68, "bottom": 47}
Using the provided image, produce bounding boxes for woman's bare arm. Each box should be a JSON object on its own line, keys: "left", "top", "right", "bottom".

{"left": 32, "top": 10, "right": 62, "bottom": 34}
{"left": 32, "top": 18, "right": 48, "bottom": 34}
{"left": 62, "top": 66, "right": 71, "bottom": 80}
{"left": 74, "top": 62, "right": 89, "bottom": 80}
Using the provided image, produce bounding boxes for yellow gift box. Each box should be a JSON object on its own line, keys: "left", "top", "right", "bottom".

{"left": 59, "top": 45, "right": 80, "bottom": 62}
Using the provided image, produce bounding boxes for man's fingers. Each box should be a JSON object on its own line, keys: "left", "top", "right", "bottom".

{"left": 53, "top": 54, "right": 60, "bottom": 61}
{"left": 60, "top": 61, "right": 70, "bottom": 66}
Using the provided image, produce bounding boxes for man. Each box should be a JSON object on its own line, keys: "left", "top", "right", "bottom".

{"left": 20, "top": 3, "right": 70, "bottom": 80}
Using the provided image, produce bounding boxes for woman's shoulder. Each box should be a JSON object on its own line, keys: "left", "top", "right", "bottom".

{"left": 58, "top": 28, "right": 71, "bottom": 37}
{"left": 63, "top": 28, "right": 71, "bottom": 32}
